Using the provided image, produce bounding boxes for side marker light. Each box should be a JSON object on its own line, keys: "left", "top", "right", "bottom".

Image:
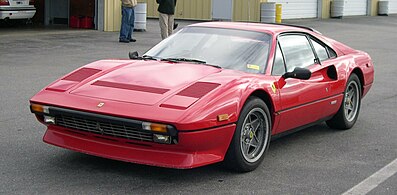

{"left": 217, "top": 114, "right": 229, "bottom": 122}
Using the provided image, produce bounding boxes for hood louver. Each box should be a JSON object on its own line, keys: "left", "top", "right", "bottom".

{"left": 63, "top": 68, "right": 101, "bottom": 82}
{"left": 160, "top": 82, "right": 221, "bottom": 110}
{"left": 177, "top": 82, "right": 221, "bottom": 98}
{"left": 92, "top": 80, "right": 169, "bottom": 94}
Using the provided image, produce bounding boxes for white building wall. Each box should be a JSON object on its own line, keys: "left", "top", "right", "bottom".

{"left": 267, "top": 0, "right": 318, "bottom": 19}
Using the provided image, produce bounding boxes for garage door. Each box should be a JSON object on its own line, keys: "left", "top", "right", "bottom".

{"left": 389, "top": 0, "right": 397, "bottom": 14}
{"left": 343, "top": 0, "right": 367, "bottom": 16}
{"left": 267, "top": 0, "right": 318, "bottom": 19}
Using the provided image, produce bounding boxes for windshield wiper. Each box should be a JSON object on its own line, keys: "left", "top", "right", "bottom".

{"left": 162, "top": 57, "right": 206, "bottom": 64}
{"left": 161, "top": 57, "right": 221, "bottom": 68}
{"left": 129, "top": 51, "right": 158, "bottom": 61}
{"left": 142, "top": 55, "right": 158, "bottom": 61}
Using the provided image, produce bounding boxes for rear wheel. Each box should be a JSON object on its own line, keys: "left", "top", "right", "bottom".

{"left": 326, "top": 73, "right": 362, "bottom": 130}
{"left": 224, "top": 97, "right": 271, "bottom": 172}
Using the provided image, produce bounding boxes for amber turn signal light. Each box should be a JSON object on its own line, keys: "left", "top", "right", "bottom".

{"left": 31, "top": 104, "right": 44, "bottom": 113}
{"left": 31, "top": 104, "right": 49, "bottom": 114}
{"left": 142, "top": 122, "right": 168, "bottom": 133}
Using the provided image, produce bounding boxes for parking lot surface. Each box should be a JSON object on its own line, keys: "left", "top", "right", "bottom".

{"left": 0, "top": 17, "right": 396, "bottom": 194}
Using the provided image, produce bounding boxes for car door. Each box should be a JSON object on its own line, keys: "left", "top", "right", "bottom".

{"left": 272, "top": 33, "right": 339, "bottom": 133}
{"left": 308, "top": 36, "right": 344, "bottom": 118}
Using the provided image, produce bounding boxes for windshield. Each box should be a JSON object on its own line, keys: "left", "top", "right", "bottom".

{"left": 144, "top": 26, "right": 272, "bottom": 74}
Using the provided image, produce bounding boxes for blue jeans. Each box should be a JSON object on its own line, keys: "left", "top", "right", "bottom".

{"left": 119, "top": 6, "right": 135, "bottom": 41}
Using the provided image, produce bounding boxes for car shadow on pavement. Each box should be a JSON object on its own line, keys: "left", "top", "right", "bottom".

{"left": 44, "top": 122, "right": 339, "bottom": 175}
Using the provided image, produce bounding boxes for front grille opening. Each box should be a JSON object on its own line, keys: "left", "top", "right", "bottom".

{"left": 56, "top": 115, "right": 153, "bottom": 143}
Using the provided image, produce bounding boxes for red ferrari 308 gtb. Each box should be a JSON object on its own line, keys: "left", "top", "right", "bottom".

{"left": 30, "top": 22, "right": 374, "bottom": 172}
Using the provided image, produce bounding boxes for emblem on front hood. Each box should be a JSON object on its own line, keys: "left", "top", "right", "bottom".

{"left": 97, "top": 102, "right": 105, "bottom": 108}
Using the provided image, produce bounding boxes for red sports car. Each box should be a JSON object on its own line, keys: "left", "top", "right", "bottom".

{"left": 30, "top": 22, "right": 374, "bottom": 172}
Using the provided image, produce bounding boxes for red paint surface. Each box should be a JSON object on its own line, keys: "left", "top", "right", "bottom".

{"left": 30, "top": 22, "right": 374, "bottom": 169}
{"left": 44, "top": 124, "right": 235, "bottom": 169}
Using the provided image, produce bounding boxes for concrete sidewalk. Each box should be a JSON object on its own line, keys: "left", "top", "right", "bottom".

{"left": 0, "top": 19, "right": 193, "bottom": 43}
{"left": 0, "top": 19, "right": 197, "bottom": 71}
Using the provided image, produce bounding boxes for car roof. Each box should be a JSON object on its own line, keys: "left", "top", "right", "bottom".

{"left": 189, "top": 22, "right": 319, "bottom": 36}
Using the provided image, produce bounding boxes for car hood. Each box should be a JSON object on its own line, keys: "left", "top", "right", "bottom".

{"left": 32, "top": 59, "right": 273, "bottom": 129}
{"left": 69, "top": 60, "right": 222, "bottom": 105}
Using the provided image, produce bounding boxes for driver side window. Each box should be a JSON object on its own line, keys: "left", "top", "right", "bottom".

{"left": 278, "top": 34, "right": 316, "bottom": 72}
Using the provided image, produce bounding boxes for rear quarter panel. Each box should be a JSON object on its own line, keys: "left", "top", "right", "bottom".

{"left": 331, "top": 51, "right": 374, "bottom": 98}
{"left": 312, "top": 32, "right": 374, "bottom": 98}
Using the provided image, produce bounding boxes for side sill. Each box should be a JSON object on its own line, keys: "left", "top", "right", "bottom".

{"left": 271, "top": 116, "right": 333, "bottom": 141}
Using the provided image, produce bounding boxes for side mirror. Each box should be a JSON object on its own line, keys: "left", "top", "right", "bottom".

{"left": 282, "top": 67, "right": 311, "bottom": 80}
{"left": 129, "top": 51, "right": 139, "bottom": 59}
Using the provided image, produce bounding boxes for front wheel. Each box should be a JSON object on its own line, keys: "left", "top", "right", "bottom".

{"left": 224, "top": 97, "right": 271, "bottom": 172}
{"left": 326, "top": 73, "right": 362, "bottom": 130}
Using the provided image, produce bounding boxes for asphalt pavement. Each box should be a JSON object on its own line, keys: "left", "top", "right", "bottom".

{"left": 0, "top": 16, "right": 396, "bottom": 194}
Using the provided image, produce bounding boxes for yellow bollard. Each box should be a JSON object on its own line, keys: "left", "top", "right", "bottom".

{"left": 276, "top": 4, "right": 282, "bottom": 23}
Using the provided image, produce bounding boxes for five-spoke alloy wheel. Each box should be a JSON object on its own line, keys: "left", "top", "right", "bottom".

{"left": 225, "top": 97, "right": 271, "bottom": 172}
{"left": 240, "top": 108, "right": 269, "bottom": 163}
{"left": 327, "top": 73, "right": 362, "bottom": 130}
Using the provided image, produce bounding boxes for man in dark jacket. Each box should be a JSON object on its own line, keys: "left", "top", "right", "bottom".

{"left": 156, "top": 0, "right": 177, "bottom": 39}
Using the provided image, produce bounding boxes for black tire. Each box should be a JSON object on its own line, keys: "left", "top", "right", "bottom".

{"left": 326, "top": 73, "right": 362, "bottom": 130}
{"left": 224, "top": 97, "right": 271, "bottom": 172}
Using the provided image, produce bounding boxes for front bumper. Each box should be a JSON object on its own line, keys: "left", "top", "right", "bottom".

{"left": 43, "top": 123, "right": 236, "bottom": 169}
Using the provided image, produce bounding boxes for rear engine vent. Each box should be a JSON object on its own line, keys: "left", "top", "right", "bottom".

{"left": 177, "top": 82, "right": 220, "bottom": 98}
{"left": 62, "top": 68, "right": 101, "bottom": 82}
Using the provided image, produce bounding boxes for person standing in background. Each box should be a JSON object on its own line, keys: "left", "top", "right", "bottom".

{"left": 119, "top": 0, "right": 137, "bottom": 43}
{"left": 156, "top": 0, "right": 177, "bottom": 39}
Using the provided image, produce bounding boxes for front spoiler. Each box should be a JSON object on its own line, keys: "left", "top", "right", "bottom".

{"left": 43, "top": 124, "right": 236, "bottom": 169}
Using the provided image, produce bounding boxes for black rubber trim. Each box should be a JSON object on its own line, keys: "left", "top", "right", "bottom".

{"left": 276, "top": 93, "right": 343, "bottom": 114}
{"left": 271, "top": 116, "right": 333, "bottom": 141}
{"left": 179, "top": 122, "right": 236, "bottom": 133}
{"left": 31, "top": 105, "right": 177, "bottom": 136}
{"left": 261, "top": 22, "right": 322, "bottom": 34}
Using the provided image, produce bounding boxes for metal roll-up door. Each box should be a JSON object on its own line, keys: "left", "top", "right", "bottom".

{"left": 267, "top": 0, "right": 318, "bottom": 19}
{"left": 389, "top": 0, "right": 397, "bottom": 14}
{"left": 343, "top": 0, "right": 368, "bottom": 16}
